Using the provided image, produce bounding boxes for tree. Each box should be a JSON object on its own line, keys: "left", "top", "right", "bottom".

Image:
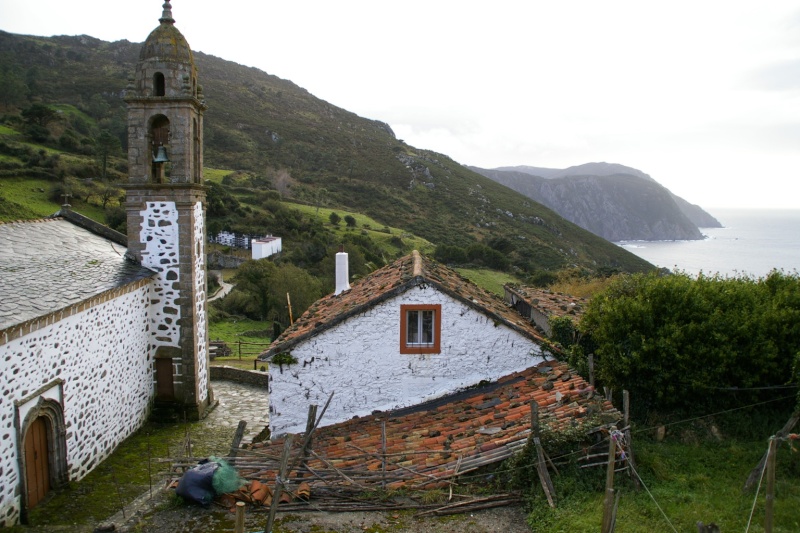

{"left": 22, "top": 103, "right": 58, "bottom": 127}
{"left": 0, "top": 67, "right": 27, "bottom": 109}
{"left": 232, "top": 260, "right": 277, "bottom": 320}
{"left": 344, "top": 214, "right": 357, "bottom": 228}
{"left": 329, "top": 211, "right": 341, "bottom": 226}
{"left": 95, "top": 130, "right": 121, "bottom": 180}
{"left": 266, "top": 263, "right": 323, "bottom": 326}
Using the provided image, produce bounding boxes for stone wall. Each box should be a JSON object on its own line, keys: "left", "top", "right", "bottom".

{"left": 0, "top": 286, "right": 154, "bottom": 526}
{"left": 210, "top": 366, "right": 270, "bottom": 387}
{"left": 268, "top": 285, "right": 544, "bottom": 435}
{"left": 207, "top": 251, "right": 245, "bottom": 270}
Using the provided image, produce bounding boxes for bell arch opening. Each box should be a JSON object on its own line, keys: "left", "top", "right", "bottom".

{"left": 149, "top": 114, "right": 171, "bottom": 183}
{"left": 153, "top": 72, "right": 166, "bottom": 96}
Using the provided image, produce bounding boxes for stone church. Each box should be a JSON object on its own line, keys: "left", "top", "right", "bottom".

{"left": 0, "top": 2, "right": 211, "bottom": 524}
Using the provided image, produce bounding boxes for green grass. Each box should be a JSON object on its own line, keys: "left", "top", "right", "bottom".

{"left": 523, "top": 435, "right": 800, "bottom": 532}
{"left": 208, "top": 317, "right": 271, "bottom": 346}
{"left": 0, "top": 176, "right": 110, "bottom": 222}
{"left": 455, "top": 267, "right": 523, "bottom": 296}
{"left": 203, "top": 167, "right": 232, "bottom": 183}
{"left": 0, "top": 177, "right": 62, "bottom": 221}
{"left": 19, "top": 420, "right": 235, "bottom": 528}
{"left": 286, "top": 201, "right": 435, "bottom": 256}
{"left": 0, "top": 124, "right": 20, "bottom": 135}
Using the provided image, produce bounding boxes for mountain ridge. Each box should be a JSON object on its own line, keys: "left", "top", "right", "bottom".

{"left": 472, "top": 163, "right": 722, "bottom": 241}
{"left": 0, "top": 29, "right": 654, "bottom": 275}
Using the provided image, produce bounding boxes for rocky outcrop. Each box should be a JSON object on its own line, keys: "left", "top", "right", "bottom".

{"left": 471, "top": 163, "right": 721, "bottom": 242}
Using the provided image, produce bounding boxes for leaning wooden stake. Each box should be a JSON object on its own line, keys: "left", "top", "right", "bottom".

{"left": 265, "top": 435, "right": 294, "bottom": 533}
{"left": 764, "top": 437, "right": 777, "bottom": 533}
{"left": 230, "top": 421, "right": 247, "bottom": 459}
{"left": 588, "top": 354, "right": 595, "bottom": 397}
{"left": 381, "top": 420, "right": 388, "bottom": 490}
{"left": 601, "top": 434, "right": 617, "bottom": 533}
{"left": 531, "top": 402, "right": 556, "bottom": 507}
{"left": 744, "top": 411, "right": 798, "bottom": 491}
{"left": 298, "top": 405, "right": 318, "bottom": 478}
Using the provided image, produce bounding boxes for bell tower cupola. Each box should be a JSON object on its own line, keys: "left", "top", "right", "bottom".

{"left": 124, "top": 1, "right": 212, "bottom": 420}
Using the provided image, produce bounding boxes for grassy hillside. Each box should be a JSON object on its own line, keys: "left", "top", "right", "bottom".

{"left": 0, "top": 29, "right": 654, "bottom": 276}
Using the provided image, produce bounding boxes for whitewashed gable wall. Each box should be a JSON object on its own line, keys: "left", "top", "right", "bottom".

{"left": 269, "top": 285, "right": 544, "bottom": 435}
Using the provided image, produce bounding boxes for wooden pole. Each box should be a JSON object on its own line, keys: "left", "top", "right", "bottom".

{"left": 287, "top": 292, "right": 294, "bottom": 325}
{"left": 381, "top": 420, "right": 388, "bottom": 490}
{"left": 601, "top": 435, "right": 617, "bottom": 533}
{"left": 764, "top": 437, "right": 777, "bottom": 533}
{"left": 265, "top": 435, "right": 294, "bottom": 533}
{"left": 298, "top": 405, "right": 317, "bottom": 479}
{"left": 230, "top": 421, "right": 247, "bottom": 459}
{"left": 530, "top": 402, "right": 556, "bottom": 507}
{"left": 622, "top": 390, "right": 640, "bottom": 489}
{"left": 588, "top": 354, "right": 595, "bottom": 393}
{"left": 744, "top": 411, "right": 798, "bottom": 491}
{"left": 234, "top": 501, "right": 246, "bottom": 533}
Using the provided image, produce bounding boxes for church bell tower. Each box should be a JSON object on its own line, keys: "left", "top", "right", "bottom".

{"left": 124, "top": 1, "right": 211, "bottom": 419}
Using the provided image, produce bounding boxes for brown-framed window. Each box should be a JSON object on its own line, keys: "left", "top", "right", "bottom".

{"left": 400, "top": 304, "right": 441, "bottom": 354}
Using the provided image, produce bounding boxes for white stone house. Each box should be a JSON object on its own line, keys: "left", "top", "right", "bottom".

{"left": 0, "top": 2, "right": 212, "bottom": 525}
{"left": 260, "top": 250, "right": 548, "bottom": 435}
{"left": 251, "top": 235, "right": 282, "bottom": 260}
{"left": 0, "top": 213, "right": 157, "bottom": 525}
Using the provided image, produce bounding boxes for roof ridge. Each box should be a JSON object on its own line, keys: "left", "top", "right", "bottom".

{"left": 0, "top": 216, "right": 59, "bottom": 226}
{"left": 412, "top": 249, "right": 423, "bottom": 277}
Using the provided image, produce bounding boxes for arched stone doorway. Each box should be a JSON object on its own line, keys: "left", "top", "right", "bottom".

{"left": 24, "top": 417, "right": 50, "bottom": 508}
{"left": 18, "top": 398, "right": 67, "bottom": 522}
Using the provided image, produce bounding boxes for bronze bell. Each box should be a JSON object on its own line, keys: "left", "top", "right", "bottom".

{"left": 153, "top": 145, "right": 170, "bottom": 163}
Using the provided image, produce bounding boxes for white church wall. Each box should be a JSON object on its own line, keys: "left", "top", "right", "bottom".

{"left": 139, "top": 201, "right": 181, "bottom": 347}
{"left": 193, "top": 201, "right": 209, "bottom": 403}
{"left": 268, "top": 284, "right": 544, "bottom": 435}
{"left": 0, "top": 285, "right": 154, "bottom": 526}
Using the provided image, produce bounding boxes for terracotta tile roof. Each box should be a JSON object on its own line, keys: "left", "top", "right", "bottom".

{"left": 505, "top": 285, "right": 588, "bottom": 321}
{"left": 243, "top": 361, "right": 619, "bottom": 489}
{"left": 260, "top": 251, "right": 546, "bottom": 359}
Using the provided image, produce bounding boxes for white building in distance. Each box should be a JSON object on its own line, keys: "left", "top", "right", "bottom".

{"left": 252, "top": 236, "right": 282, "bottom": 260}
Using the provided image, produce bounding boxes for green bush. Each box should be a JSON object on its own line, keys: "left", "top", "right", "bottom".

{"left": 580, "top": 270, "right": 800, "bottom": 418}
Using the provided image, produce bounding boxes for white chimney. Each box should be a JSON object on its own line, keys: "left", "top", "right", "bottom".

{"left": 335, "top": 247, "right": 351, "bottom": 295}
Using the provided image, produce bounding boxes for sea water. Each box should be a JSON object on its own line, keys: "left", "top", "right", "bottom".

{"left": 617, "top": 208, "right": 800, "bottom": 278}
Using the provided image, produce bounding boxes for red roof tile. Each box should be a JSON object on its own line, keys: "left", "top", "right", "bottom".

{"left": 243, "top": 361, "right": 620, "bottom": 489}
{"left": 260, "top": 251, "right": 546, "bottom": 359}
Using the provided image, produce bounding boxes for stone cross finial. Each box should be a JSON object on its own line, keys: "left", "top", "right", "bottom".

{"left": 61, "top": 192, "right": 72, "bottom": 209}
{"left": 159, "top": 1, "right": 175, "bottom": 24}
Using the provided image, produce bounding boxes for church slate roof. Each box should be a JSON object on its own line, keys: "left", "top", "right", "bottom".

{"left": 260, "top": 250, "right": 546, "bottom": 360}
{"left": 0, "top": 216, "right": 155, "bottom": 331}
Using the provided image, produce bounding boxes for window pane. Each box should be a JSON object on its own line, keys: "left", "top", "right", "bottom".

{"left": 407, "top": 310, "right": 420, "bottom": 344}
{"left": 421, "top": 310, "right": 434, "bottom": 344}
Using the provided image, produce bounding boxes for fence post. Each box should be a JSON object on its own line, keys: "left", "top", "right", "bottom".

{"left": 601, "top": 434, "right": 617, "bottom": 533}
{"left": 765, "top": 436, "right": 777, "bottom": 533}
{"left": 234, "top": 501, "right": 246, "bottom": 533}
{"left": 623, "top": 390, "right": 640, "bottom": 489}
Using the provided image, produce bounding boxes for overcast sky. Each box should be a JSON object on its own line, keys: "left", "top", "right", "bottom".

{"left": 2, "top": 0, "right": 799, "bottom": 209}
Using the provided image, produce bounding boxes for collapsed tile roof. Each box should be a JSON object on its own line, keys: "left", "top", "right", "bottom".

{"left": 260, "top": 250, "right": 546, "bottom": 360}
{"left": 241, "top": 360, "right": 620, "bottom": 489}
{"left": 0, "top": 212, "right": 155, "bottom": 331}
{"left": 505, "top": 285, "right": 588, "bottom": 321}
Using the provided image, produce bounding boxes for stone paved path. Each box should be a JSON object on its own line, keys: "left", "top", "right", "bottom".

{"left": 207, "top": 378, "right": 270, "bottom": 445}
